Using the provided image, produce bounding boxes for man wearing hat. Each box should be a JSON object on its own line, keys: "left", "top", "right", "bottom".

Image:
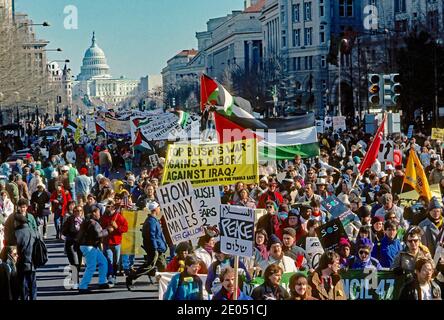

{"left": 257, "top": 179, "right": 283, "bottom": 209}
{"left": 259, "top": 235, "right": 298, "bottom": 274}
{"left": 419, "top": 197, "right": 443, "bottom": 255}
{"left": 126, "top": 201, "right": 167, "bottom": 290}
{"left": 429, "top": 160, "right": 444, "bottom": 185}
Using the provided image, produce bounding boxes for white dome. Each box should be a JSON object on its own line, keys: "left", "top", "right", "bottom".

{"left": 77, "top": 32, "right": 111, "bottom": 81}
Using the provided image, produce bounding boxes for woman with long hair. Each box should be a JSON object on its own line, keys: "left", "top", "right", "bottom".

{"left": 251, "top": 264, "right": 289, "bottom": 300}
{"left": 287, "top": 273, "right": 317, "bottom": 300}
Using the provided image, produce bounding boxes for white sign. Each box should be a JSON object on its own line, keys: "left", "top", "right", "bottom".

{"left": 220, "top": 205, "right": 254, "bottom": 258}
{"left": 149, "top": 154, "right": 160, "bottom": 168}
{"left": 193, "top": 186, "right": 221, "bottom": 232}
{"left": 305, "top": 237, "right": 324, "bottom": 269}
{"left": 378, "top": 140, "right": 394, "bottom": 162}
{"left": 316, "top": 120, "right": 324, "bottom": 134}
{"left": 333, "top": 116, "right": 346, "bottom": 132}
{"left": 156, "top": 181, "right": 205, "bottom": 244}
{"left": 324, "top": 116, "right": 333, "bottom": 129}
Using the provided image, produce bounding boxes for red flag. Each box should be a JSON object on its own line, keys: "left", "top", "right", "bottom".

{"left": 214, "top": 112, "right": 260, "bottom": 144}
{"left": 200, "top": 74, "right": 219, "bottom": 112}
{"left": 358, "top": 114, "right": 386, "bottom": 175}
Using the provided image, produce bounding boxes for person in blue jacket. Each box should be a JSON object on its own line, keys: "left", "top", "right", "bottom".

{"left": 163, "top": 255, "right": 203, "bottom": 300}
{"left": 212, "top": 266, "right": 252, "bottom": 300}
{"left": 348, "top": 238, "right": 382, "bottom": 270}
{"left": 372, "top": 221, "right": 402, "bottom": 268}
{"left": 205, "top": 241, "right": 251, "bottom": 295}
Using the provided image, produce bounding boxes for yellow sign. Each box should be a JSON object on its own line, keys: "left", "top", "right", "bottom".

{"left": 162, "top": 139, "right": 259, "bottom": 187}
{"left": 431, "top": 128, "right": 444, "bottom": 140}
{"left": 399, "top": 184, "right": 442, "bottom": 207}
{"left": 121, "top": 209, "right": 149, "bottom": 255}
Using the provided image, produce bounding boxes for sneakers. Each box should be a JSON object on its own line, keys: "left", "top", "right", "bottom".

{"left": 125, "top": 277, "right": 134, "bottom": 291}
{"left": 98, "top": 283, "right": 111, "bottom": 290}
{"left": 72, "top": 284, "right": 79, "bottom": 290}
{"left": 78, "top": 288, "right": 92, "bottom": 295}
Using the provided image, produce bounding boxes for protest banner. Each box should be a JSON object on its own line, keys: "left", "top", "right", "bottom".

{"left": 220, "top": 205, "right": 255, "bottom": 258}
{"left": 157, "top": 272, "right": 209, "bottom": 300}
{"left": 121, "top": 210, "right": 148, "bottom": 255}
{"left": 193, "top": 186, "right": 221, "bottom": 232}
{"left": 315, "top": 218, "right": 348, "bottom": 251}
{"left": 162, "top": 139, "right": 259, "bottom": 188}
{"left": 333, "top": 116, "right": 346, "bottom": 131}
{"left": 156, "top": 181, "right": 205, "bottom": 244}
{"left": 105, "top": 114, "right": 130, "bottom": 138}
{"left": 322, "top": 195, "right": 349, "bottom": 219}
{"left": 432, "top": 128, "right": 444, "bottom": 140}
{"left": 305, "top": 237, "right": 324, "bottom": 269}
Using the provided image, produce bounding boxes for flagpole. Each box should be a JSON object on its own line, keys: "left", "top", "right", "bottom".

{"left": 233, "top": 255, "right": 239, "bottom": 300}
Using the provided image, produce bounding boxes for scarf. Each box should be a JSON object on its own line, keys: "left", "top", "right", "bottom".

{"left": 256, "top": 244, "right": 269, "bottom": 260}
{"left": 204, "top": 245, "right": 213, "bottom": 255}
{"left": 432, "top": 217, "right": 443, "bottom": 229}
{"left": 224, "top": 288, "right": 241, "bottom": 300}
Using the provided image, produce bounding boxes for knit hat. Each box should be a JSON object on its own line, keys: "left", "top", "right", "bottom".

{"left": 288, "top": 208, "right": 300, "bottom": 217}
{"left": 428, "top": 197, "right": 442, "bottom": 211}
{"left": 79, "top": 168, "right": 88, "bottom": 175}
{"left": 371, "top": 216, "right": 384, "bottom": 225}
{"left": 269, "top": 234, "right": 282, "bottom": 246}
{"left": 283, "top": 227, "right": 296, "bottom": 238}
{"left": 338, "top": 237, "right": 351, "bottom": 248}
{"left": 357, "top": 237, "right": 373, "bottom": 250}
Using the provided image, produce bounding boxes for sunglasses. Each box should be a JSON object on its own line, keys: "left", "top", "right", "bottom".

{"left": 266, "top": 205, "right": 274, "bottom": 209}
{"left": 407, "top": 239, "right": 419, "bottom": 243}
{"left": 358, "top": 250, "right": 370, "bottom": 256}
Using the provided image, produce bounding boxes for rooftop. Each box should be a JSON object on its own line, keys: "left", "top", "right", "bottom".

{"left": 244, "top": 0, "right": 266, "bottom": 13}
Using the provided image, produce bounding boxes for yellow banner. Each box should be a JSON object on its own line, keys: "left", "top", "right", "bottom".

{"left": 432, "top": 128, "right": 444, "bottom": 140}
{"left": 162, "top": 139, "right": 259, "bottom": 187}
{"left": 121, "top": 209, "right": 149, "bottom": 255}
{"left": 404, "top": 148, "right": 432, "bottom": 200}
{"left": 399, "top": 184, "right": 442, "bottom": 207}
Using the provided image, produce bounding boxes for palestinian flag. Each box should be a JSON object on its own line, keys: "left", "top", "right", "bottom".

{"left": 132, "top": 129, "right": 153, "bottom": 151}
{"left": 95, "top": 122, "right": 107, "bottom": 136}
{"left": 200, "top": 74, "right": 234, "bottom": 115}
{"left": 63, "top": 119, "right": 77, "bottom": 133}
{"left": 176, "top": 111, "right": 189, "bottom": 128}
{"left": 132, "top": 117, "right": 152, "bottom": 128}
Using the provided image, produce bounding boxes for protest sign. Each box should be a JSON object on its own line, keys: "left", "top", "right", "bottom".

{"left": 432, "top": 128, "right": 444, "bottom": 140}
{"left": 105, "top": 114, "right": 130, "bottom": 138}
{"left": 322, "top": 195, "right": 349, "bottom": 219}
{"left": 333, "top": 116, "right": 346, "bottom": 131}
{"left": 156, "top": 181, "right": 205, "bottom": 244}
{"left": 162, "top": 139, "right": 259, "bottom": 188}
{"left": 315, "top": 120, "right": 324, "bottom": 134}
{"left": 193, "top": 186, "right": 221, "bottom": 231}
{"left": 121, "top": 210, "right": 148, "bottom": 255}
{"left": 149, "top": 154, "right": 160, "bottom": 168}
{"left": 407, "top": 125, "right": 414, "bottom": 139}
{"left": 305, "top": 237, "right": 324, "bottom": 269}
{"left": 315, "top": 218, "right": 348, "bottom": 251}
{"left": 378, "top": 140, "right": 394, "bottom": 162}
{"left": 220, "top": 205, "right": 255, "bottom": 258}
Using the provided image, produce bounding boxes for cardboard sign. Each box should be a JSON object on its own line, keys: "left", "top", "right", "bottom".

{"left": 378, "top": 140, "right": 395, "bottom": 162}
{"left": 220, "top": 205, "right": 255, "bottom": 258}
{"left": 193, "top": 186, "right": 221, "bottom": 232}
{"left": 156, "top": 181, "right": 205, "bottom": 244}
{"left": 162, "top": 139, "right": 259, "bottom": 187}
{"left": 105, "top": 115, "right": 131, "bottom": 138}
{"left": 432, "top": 128, "right": 444, "bottom": 140}
{"left": 315, "top": 218, "right": 349, "bottom": 251}
{"left": 305, "top": 237, "right": 324, "bottom": 269}
{"left": 322, "top": 195, "right": 349, "bottom": 219}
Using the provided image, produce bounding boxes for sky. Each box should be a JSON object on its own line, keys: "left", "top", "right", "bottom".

{"left": 15, "top": 0, "right": 244, "bottom": 79}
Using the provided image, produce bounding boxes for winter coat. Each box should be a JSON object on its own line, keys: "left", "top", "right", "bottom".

{"left": 0, "top": 255, "right": 19, "bottom": 300}
{"left": 77, "top": 218, "right": 109, "bottom": 248}
{"left": 50, "top": 189, "right": 72, "bottom": 217}
{"left": 5, "top": 182, "right": 19, "bottom": 205}
{"left": 259, "top": 255, "right": 299, "bottom": 274}
{"left": 206, "top": 258, "right": 251, "bottom": 294}
{"left": 0, "top": 198, "right": 14, "bottom": 218}
{"left": 258, "top": 191, "right": 284, "bottom": 209}
{"left": 99, "top": 150, "right": 113, "bottom": 167}
{"left": 30, "top": 190, "right": 51, "bottom": 217}
{"left": 251, "top": 283, "right": 290, "bottom": 300}
{"left": 141, "top": 215, "right": 167, "bottom": 254}
{"left": 309, "top": 271, "right": 346, "bottom": 300}
{"left": 62, "top": 215, "right": 83, "bottom": 241}
{"left": 163, "top": 272, "right": 203, "bottom": 300}
{"left": 391, "top": 247, "right": 433, "bottom": 277}
{"left": 399, "top": 279, "right": 441, "bottom": 300}
{"left": 419, "top": 218, "right": 442, "bottom": 256}
{"left": 16, "top": 180, "right": 30, "bottom": 200}
{"left": 15, "top": 224, "right": 37, "bottom": 272}
{"left": 99, "top": 212, "right": 128, "bottom": 246}
{"left": 212, "top": 287, "right": 252, "bottom": 300}
{"left": 194, "top": 247, "right": 216, "bottom": 270}
{"left": 74, "top": 175, "right": 93, "bottom": 196}
{"left": 348, "top": 255, "right": 382, "bottom": 270}
{"left": 4, "top": 213, "right": 38, "bottom": 246}
{"left": 373, "top": 236, "right": 403, "bottom": 268}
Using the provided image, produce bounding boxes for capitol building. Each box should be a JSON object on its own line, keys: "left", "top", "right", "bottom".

{"left": 73, "top": 32, "right": 161, "bottom": 107}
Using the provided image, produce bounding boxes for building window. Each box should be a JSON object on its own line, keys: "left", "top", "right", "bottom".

{"left": 304, "top": 2, "right": 312, "bottom": 21}
{"left": 282, "top": 30, "right": 287, "bottom": 48}
{"left": 339, "top": 0, "right": 353, "bottom": 17}
{"left": 321, "top": 55, "right": 326, "bottom": 68}
{"left": 428, "top": 10, "right": 439, "bottom": 31}
{"left": 304, "top": 28, "right": 312, "bottom": 46}
{"left": 281, "top": 5, "right": 286, "bottom": 24}
{"left": 322, "top": 80, "right": 327, "bottom": 89}
{"left": 320, "top": 32, "right": 325, "bottom": 44}
{"left": 293, "top": 29, "right": 301, "bottom": 47}
{"left": 320, "top": 0, "right": 325, "bottom": 17}
{"left": 297, "top": 57, "right": 301, "bottom": 70}
{"left": 394, "top": 0, "right": 406, "bottom": 13}
{"left": 292, "top": 4, "right": 300, "bottom": 22}
{"left": 305, "top": 56, "right": 313, "bottom": 70}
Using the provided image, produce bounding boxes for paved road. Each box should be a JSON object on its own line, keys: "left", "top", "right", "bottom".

{"left": 37, "top": 222, "right": 159, "bottom": 300}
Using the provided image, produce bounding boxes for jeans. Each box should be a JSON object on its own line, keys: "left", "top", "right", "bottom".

{"left": 94, "top": 165, "right": 100, "bottom": 177}
{"left": 18, "top": 270, "right": 37, "bottom": 300}
{"left": 128, "top": 251, "right": 166, "bottom": 282}
{"left": 122, "top": 254, "right": 135, "bottom": 271}
{"left": 65, "top": 239, "right": 82, "bottom": 284}
{"left": 54, "top": 214, "right": 62, "bottom": 238}
{"left": 69, "top": 182, "right": 76, "bottom": 201}
{"left": 79, "top": 246, "right": 108, "bottom": 290}
{"left": 100, "top": 165, "right": 110, "bottom": 178}
{"left": 103, "top": 244, "right": 121, "bottom": 280}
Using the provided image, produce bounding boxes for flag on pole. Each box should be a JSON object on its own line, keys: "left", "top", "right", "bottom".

{"left": 403, "top": 148, "right": 432, "bottom": 200}
{"left": 176, "top": 110, "right": 190, "bottom": 129}
{"left": 200, "top": 74, "right": 234, "bottom": 115}
{"left": 95, "top": 122, "right": 107, "bottom": 136}
{"left": 63, "top": 118, "right": 77, "bottom": 133}
{"left": 132, "top": 129, "right": 153, "bottom": 151}
{"left": 358, "top": 114, "right": 387, "bottom": 175}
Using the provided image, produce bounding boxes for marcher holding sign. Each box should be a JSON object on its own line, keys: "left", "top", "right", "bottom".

{"left": 156, "top": 181, "right": 205, "bottom": 244}
{"left": 194, "top": 186, "right": 221, "bottom": 232}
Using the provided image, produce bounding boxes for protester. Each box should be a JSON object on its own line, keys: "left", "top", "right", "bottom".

{"left": 399, "top": 258, "right": 442, "bottom": 300}
{"left": 288, "top": 272, "right": 317, "bottom": 300}
{"left": 4, "top": 199, "right": 38, "bottom": 246}
{"left": 309, "top": 251, "right": 346, "bottom": 300}
{"left": 50, "top": 182, "right": 72, "bottom": 239}
{"left": 163, "top": 255, "right": 203, "bottom": 300}
{"left": 194, "top": 232, "right": 216, "bottom": 271}
{"left": 373, "top": 221, "right": 403, "bottom": 268}
{"left": 419, "top": 197, "right": 443, "bottom": 255}
{"left": 30, "top": 183, "right": 51, "bottom": 239}
{"left": 212, "top": 266, "right": 252, "bottom": 300}
{"left": 0, "top": 246, "right": 19, "bottom": 300}
{"left": 251, "top": 264, "right": 289, "bottom": 300}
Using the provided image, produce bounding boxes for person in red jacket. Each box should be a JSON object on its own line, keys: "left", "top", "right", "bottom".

{"left": 166, "top": 241, "right": 192, "bottom": 273}
{"left": 99, "top": 201, "right": 128, "bottom": 286}
{"left": 50, "top": 182, "right": 72, "bottom": 239}
{"left": 258, "top": 180, "right": 284, "bottom": 209}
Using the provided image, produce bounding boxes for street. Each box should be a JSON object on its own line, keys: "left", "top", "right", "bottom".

{"left": 37, "top": 222, "right": 158, "bottom": 300}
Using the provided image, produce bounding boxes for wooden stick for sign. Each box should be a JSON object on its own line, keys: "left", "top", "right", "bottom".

{"left": 233, "top": 255, "right": 239, "bottom": 300}
{"left": 351, "top": 173, "right": 360, "bottom": 189}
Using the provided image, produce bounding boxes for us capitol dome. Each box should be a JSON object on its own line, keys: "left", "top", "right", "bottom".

{"left": 77, "top": 32, "right": 112, "bottom": 81}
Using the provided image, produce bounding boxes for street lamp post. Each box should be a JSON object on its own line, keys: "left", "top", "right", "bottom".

{"left": 434, "top": 39, "right": 443, "bottom": 128}
{"left": 0, "top": 92, "right": 3, "bottom": 126}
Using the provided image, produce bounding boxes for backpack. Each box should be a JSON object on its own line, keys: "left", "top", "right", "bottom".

{"left": 32, "top": 234, "right": 48, "bottom": 268}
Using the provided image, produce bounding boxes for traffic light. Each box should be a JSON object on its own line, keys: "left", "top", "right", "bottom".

{"left": 382, "top": 74, "right": 393, "bottom": 106}
{"left": 391, "top": 73, "right": 401, "bottom": 105}
{"left": 368, "top": 74, "right": 382, "bottom": 105}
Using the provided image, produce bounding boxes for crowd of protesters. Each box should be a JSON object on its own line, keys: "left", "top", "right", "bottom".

{"left": 0, "top": 121, "right": 443, "bottom": 301}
